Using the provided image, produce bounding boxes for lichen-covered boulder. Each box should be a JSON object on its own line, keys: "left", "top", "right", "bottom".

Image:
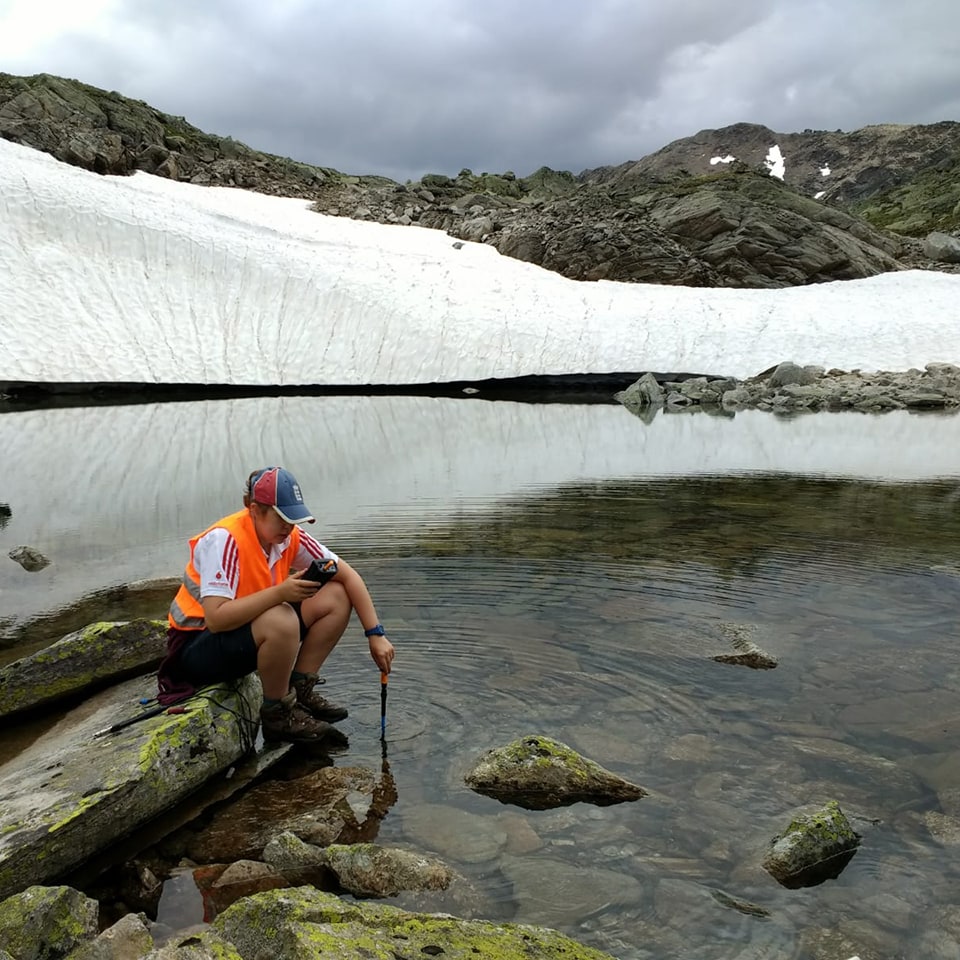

{"left": 321, "top": 843, "right": 452, "bottom": 898}
{"left": 214, "top": 886, "right": 616, "bottom": 960}
{"left": 464, "top": 735, "right": 648, "bottom": 810}
{"left": 0, "top": 619, "right": 168, "bottom": 718}
{"left": 762, "top": 800, "right": 861, "bottom": 888}
{"left": 142, "top": 929, "right": 244, "bottom": 959}
{"left": 0, "top": 674, "right": 261, "bottom": 900}
{"left": 0, "top": 885, "right": 98, "bottom": 959}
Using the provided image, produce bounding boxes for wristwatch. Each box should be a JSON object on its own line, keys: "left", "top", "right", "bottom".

{"left": 364, "top": 624, "right": 385, "bottom": 637}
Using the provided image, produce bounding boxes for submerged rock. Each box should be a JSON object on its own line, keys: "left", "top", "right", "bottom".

{"left": 184, "top": 766, "right": 381, "bottom": 862}
{"left": 712, "top": 623, "right": 779, "bottom": 670}
{"left": 7, "top": 545, "right": 49, "bottom": 572}
{"left": 320, "top": 843, "right": 453, "bottom": 898}
{"left": 762, "top": 800, "right": 861, "bottom": 887}
{"left": 464, "top": 734, "right": 648, "bottom": 810}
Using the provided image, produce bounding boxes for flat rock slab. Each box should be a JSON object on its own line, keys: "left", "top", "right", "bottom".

{"left": 464, "top": 734, "right": 648, "bottom": 810}
{"left": 0, "top": 619, "right": 168, "bottom": 718}
{"left": 0, "top": 673, "right": 261, "bottom": 900}
{"left": 213, "top": 886, "right": 617, "bottom": 960}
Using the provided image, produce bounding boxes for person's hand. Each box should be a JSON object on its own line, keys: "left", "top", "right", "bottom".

{"left": 277, "top": 569, "right": 322, "bottom": 603}
{"left": 369, "top": 634, "right": 395, "bottom": 674}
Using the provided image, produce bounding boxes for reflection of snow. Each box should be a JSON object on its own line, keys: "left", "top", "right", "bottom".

{"left": 710, "top": 154, "right": 736, "bottom": 165}
{"left": 820, "top": 165, "right": 832, "bottom": 176}
{"left": 2, "top": 397, "right": 958, "bottom": 623}
{"left": 765, "top": 144, "right": 786, "bottom": 180}
{"left": 1, "top": 137, "right": 959, "bottom": 385}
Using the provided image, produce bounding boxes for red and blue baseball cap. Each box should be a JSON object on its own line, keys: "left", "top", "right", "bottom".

{"left": 250, "top": 467, "right": 315, "bottom": 524}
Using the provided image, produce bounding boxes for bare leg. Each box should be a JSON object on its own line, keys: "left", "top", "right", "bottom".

{"left": 252, "top": 603, "right": 301, "bottom": 699}
{"left": 296, "top": 581, "right": 352, "bottom": 674}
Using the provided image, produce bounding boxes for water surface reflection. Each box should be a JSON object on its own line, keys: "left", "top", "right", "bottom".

{"left": 2, "top": 397, "right": 959, "bottom": 958}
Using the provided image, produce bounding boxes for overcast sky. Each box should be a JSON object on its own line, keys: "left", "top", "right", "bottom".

{"left": 2, "top": 0, "right": 958, "bottom": 182}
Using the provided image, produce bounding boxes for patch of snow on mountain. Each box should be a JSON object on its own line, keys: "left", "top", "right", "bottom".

{"left": 710, "top": 155, "right": 736, "bottom": 165}
{"left": 765, "top": 145, "right": 786, "bottom": 180}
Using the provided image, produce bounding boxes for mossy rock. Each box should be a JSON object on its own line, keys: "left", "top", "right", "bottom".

{"left": 762, "top": 800, "right": 861, "bottom": 888}
{"left": 464, "top": 734, "right": 648, "bottom": 810}
{"left": 0, "top": 885, "right": 98, "bottom": 957}
{"left": 215, "top": 886, "right": 616, "bottom": 960}
{"left": 0, "top": 618, "right": 167, "bottom": 718}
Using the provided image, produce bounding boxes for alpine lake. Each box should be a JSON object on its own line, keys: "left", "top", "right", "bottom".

{"left": 1, "top": 392, "right": 959, "bottom": 960}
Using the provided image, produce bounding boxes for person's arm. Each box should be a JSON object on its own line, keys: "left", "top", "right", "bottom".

{"left": 202, "top": 579, "right": 316, "bottom": 633}
{"left": 333, "top": 558, "right": 396, "bottom": 673}
{"left": 194, "top": 528, "right": 320, "bottom": 633}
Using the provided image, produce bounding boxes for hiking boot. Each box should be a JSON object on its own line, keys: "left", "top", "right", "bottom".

{"left": 260, "top": 691, "right": 337, "bottom": 743}
{"left": 291, "top": 672, "right": 349, "bottom": 722}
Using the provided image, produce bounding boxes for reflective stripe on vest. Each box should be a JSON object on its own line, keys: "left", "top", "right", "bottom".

{"left": 168, "top": 508, "right": 302, "bottom": 630}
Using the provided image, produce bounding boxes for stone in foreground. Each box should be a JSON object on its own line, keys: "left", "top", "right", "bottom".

{"left": 0, "top": 885, "right": 98, "bottom": 957}
{"left": 762, "top": 800, "right": 860, "bottom": 888}
{"left": 464, "top": 734, "right": 647, "bottom": 810}
{"left": 0, "top": 674, "right": 261, "bottom": 900}
{"left": 321, "top": 843, "right": 453, "bottom": 898}
{"left": 214, "top": 886, "right": 616, "bottom": 960}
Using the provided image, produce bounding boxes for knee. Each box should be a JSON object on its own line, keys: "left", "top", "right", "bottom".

{"left": 253, "top": 603, "right": 300, "bottom": 644}
{"left": 301, "top": 581, "right": 350, "bottom": 622}
{"left": 325, "top": 581, "right": 350, "bottom": 612}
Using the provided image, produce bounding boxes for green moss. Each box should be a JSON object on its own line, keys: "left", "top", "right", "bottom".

{"left": 46, "top": 792, "right": 105, "bottom": 833}
{"left": 781, "top": 800, "right": 859, "bottom": 849}
{"left": 215, "top": 887, "right": 615, "bottom": 959}
{"left": 855, "top": 157, "right": 960, "bottom": 235}
{"left": 499, "top": 735, "right": 587, "bottom": 770}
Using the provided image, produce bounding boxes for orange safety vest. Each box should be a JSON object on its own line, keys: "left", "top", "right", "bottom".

{"left": 168, "top": 508, "right": 303, "bottom": 630}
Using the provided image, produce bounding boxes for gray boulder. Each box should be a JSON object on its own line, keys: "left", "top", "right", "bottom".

{"left": 0, "top": 885, "right": 98, "bottom": 959}
{"left": 0, "top": 619, "right": 167, "bottom": 718}
{"left": 214, "top": 887, "right": 616, "bottom": 960}
{"left": 464, "top": 734, "right": 648, "bottom": 810}
{"left": 66, "top": 911, "right": 153, "bottom": 960}
{"left": 320, "top": 844, "right": 453, "bottom": 898}
{"left": 762, "top": 800, "right": 860, "bottom": 887}
{"left": 614, "top": 372, "right": 664, "bottom": 411}
{"left": 0, "top": 674, "right": 261, "bottom": 900}
{"left": 922, "top": 231, "right": 960, "bottom": 264}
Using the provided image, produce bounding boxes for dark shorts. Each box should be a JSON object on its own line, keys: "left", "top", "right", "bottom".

{"left": 170, "top": 605, "right": 309, "bottom": 687}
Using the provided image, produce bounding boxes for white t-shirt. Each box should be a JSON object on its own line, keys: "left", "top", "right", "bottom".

{"left": 193, "top": 527, "right": 339, "bottom": 600}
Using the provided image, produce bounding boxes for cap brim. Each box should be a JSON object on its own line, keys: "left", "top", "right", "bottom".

{"left": 273, "top": 504, "right": 316, "bottom": 524}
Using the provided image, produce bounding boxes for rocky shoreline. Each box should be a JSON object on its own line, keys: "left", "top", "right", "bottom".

{"left": 4, "top": 363, "right": 960, "bottom": 414}
{"left": 615, "top": 361, "right": 960, "bottom": 417}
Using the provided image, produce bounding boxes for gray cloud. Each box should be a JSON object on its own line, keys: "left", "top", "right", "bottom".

{"left": 4, "top": 0, "right": 959, "bottom": 181}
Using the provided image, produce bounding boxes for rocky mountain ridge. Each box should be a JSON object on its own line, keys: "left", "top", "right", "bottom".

{"left": 2, "top": 71, "right": 958, "bottom": 289}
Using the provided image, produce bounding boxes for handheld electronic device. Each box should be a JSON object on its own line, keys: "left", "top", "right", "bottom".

{"left": 301, "top": 557, "right": 338, "bottom": 584}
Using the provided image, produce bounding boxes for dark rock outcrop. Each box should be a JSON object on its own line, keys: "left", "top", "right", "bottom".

{"left": 2, "top": 72, "right": 957, "bottom": 288}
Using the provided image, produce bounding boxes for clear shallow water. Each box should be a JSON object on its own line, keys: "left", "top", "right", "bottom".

{"left": 2, "top": 396, "right": 960, "bottom": 958}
